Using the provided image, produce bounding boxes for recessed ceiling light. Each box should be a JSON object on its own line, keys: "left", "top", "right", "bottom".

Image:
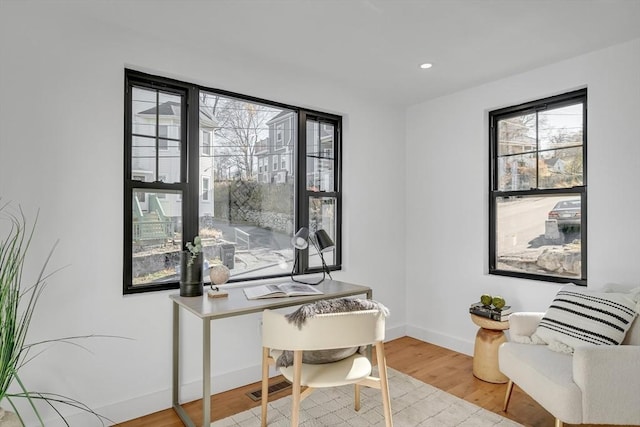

{"left": 420, "top": 63, "right": 433, "bottom": 69}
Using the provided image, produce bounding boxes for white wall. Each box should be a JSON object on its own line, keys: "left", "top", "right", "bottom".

{"left": 0, "top": 2, "right": 406, "bottom": 425}
{"left": 405, "top": 38, "right": 640, "bottom": 356}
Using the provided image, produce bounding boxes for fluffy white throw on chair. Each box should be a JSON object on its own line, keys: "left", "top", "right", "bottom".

{"left": 276, "top": 298, "right": 390, "bottom": 367}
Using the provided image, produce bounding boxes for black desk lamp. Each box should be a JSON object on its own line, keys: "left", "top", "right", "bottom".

{"left": 290, "top": 227, "right": 334, "bottom": 285}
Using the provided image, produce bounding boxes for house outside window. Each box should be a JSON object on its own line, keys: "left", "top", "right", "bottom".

{"left": 489, "top": 89, "right": 587, "bottom": 285}
{"left": 202, "top": 176, "right": 210, "bottom": 201}
{"left": 124, "top": 69, "right": 342, "bottom": 294}
{"left": 202, "top": 130, "right": 212, "bottom": 156}
{"left": 276, "top": 123, "right": 284, "bottom": 148}
{"left": 158, "top": 125, "right": 169, "bottom": 150}
{"left": 157, "top": 175, "right": 167, "bottom": 198}
{"left": 132, "top": 175, "right": 146, "bottom": 202}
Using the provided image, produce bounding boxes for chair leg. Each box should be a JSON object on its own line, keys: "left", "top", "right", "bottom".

{"left": 555, "top": 419, "right": 563, "bottom": 427}
{"left": 354, "top": 384, "right": 361, "bottom": 411}
{"left": 290, "top": 350, "right": 303, "bottom": 427}
{"left": 376, "top": 342, "right": 393, "bottom": 427}
{"left": 261, "top": 347, "right": 270, "bottom": 427}
{"left": 503, "top": 380, "right": 514, "bottom": 412}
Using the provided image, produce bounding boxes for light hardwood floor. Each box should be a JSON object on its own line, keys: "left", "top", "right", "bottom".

{"left": 116, "top": 336, "right": 631, "bottom": 427}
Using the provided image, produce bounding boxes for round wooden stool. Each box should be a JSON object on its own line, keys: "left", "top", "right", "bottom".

{"left": 470, "top": 313, "right": 509, "bottom": 383}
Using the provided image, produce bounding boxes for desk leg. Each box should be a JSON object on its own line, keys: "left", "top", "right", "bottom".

{"left": 172, "top": 303, "right": 196, "bottom": 427}
{"left": 366, "top": 289, "right": 373, "bottom": 361}
{"left": 172, "top": 303, "right": 179, "bottom": 406}
{"left": 203, "top": 318, "right": 211, "bottom": 427}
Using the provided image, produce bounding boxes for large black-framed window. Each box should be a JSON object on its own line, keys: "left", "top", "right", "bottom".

{"left": 124, "top": 69, "right": 342, "bottom": 294}
{"left": 489, "top": 89, "right": 587, "bottom": 285}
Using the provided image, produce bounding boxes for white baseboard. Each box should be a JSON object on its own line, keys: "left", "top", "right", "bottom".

{"left": 406, "top": 324, "right": 474, "bottom": 357}
{"left": 385, "top": 324, "right": 406, "bottom": 342}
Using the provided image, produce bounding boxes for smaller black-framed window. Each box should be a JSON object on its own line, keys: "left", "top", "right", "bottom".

{"left": 489, "top": 89, "right": 587, "bottom": 285}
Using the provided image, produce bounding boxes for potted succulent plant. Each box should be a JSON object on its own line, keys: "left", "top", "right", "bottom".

{"left": 0, "top": 201, "right": 109, "bottom": 426}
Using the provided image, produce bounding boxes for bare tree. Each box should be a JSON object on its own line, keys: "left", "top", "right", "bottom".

{"left": 201, "top": 92, "right": 220, "bottom": 115}
{"left": 213, "top": 99, "right": 274, "bottom": 180}
{"left": 497, "top": 113, "right": 536, "bottom": 154}
{"left": 199, "top": 93, "right": 281, "bottom": 181}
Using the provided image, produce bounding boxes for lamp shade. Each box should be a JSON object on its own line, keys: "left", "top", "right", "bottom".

{"left": 291, "top": 227, "right": 309, "bottom": 249}
{"left": 314, "top": 229, "right": 335, "bottom": 253}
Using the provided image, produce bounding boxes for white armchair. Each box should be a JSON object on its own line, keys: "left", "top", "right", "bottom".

{"left": 499, "top": 311, "right": 640, "bottom": 426}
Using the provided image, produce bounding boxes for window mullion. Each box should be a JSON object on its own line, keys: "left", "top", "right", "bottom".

{"left": 155, "top": 91, "right": 160, "bottom": 181}
{"left": 296, "top": 110, "right": 309, "bottom": 274}
{"left": 183, "top": 86, "right": 200, "bottom": 247}
{"left": 535, "top": 110, "right": 539, "bottom": 190}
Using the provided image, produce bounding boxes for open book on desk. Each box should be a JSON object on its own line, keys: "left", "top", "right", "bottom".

{"left": 243, "top": 282, "right": 323, "bottom": 300}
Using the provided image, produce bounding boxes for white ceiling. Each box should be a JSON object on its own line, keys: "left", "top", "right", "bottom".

{"left": 73, "top": 0, "right": 640, "bottom": 107}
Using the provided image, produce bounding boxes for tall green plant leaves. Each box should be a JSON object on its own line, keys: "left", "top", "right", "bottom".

{"left": 0, "top": 202, "right": 38, "bottom": 402}
{"left": 0, "top": 202, "right": 111, "bottom": 425}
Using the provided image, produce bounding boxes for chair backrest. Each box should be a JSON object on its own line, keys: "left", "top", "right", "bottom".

{"left": 262, "top": 309, "right": 386, "bottom": 351}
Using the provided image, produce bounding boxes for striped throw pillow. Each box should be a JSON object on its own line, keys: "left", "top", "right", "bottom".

{"left": 532, "top": 288, "right": 638, "bottom": 353}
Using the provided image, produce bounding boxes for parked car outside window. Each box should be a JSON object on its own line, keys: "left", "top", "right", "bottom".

{"left": 548, "top": 199, "right": 581, "bottom": 231}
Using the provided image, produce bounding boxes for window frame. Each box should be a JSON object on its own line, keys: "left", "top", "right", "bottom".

{"left": 488, "top": 89, "right": 587, "bottom": 285}
{"left": 123, "top": 69, "right": 342, "bottom": 294}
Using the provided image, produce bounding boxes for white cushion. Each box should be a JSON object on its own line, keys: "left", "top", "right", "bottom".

{"left": 531, "top": 287, "right": 638, "bottom": 353}
{"left": 623, "top": 315, "right": 640, "bottom": 345}
{"left": 279, "top": 352, "right": 372, "bottom": 388}
{"left": 499, "top": 342, "right": 582, "bottom": 423}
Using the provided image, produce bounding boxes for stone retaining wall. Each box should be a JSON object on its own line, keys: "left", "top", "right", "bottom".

{"left": 497, "top": 242, "right": 581, "bottom": 276}
{"left": 133, "top": 243, "right": 227, "bottom": 278}
{"left": 240, "top": 210, "right": 294, "bottom": 235}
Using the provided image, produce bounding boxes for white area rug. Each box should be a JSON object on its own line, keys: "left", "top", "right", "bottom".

{"left": 211, "top": 368, "right": 522, "bottom": 426}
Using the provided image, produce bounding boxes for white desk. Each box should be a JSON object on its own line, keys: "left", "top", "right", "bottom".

{"left": 170, "top": 279, "right": 372, "bottom": 427}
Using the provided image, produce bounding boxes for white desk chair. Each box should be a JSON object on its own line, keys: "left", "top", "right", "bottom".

{"left": 260, "top": 308, "right": 392, "bottom": 427}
